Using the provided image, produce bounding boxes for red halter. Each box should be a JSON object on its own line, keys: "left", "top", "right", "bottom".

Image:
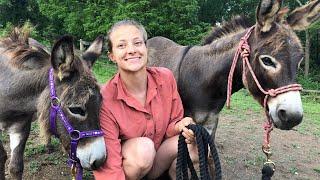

{"left": 226, "top": 26, "right": 302, "bottom": 167}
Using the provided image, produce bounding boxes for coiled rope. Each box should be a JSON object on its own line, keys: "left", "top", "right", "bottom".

{"left": 176, "top": 124, "right": 222, "bottom": 180}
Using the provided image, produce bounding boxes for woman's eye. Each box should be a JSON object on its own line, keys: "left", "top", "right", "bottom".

{"left": 117, "top": 44, "right": 125, "bottom": 48}
{"left": 134, "top": 41, "right": 143, "bottom": 46}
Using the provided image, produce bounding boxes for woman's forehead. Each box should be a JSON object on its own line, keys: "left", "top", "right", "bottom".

{"left": 110, "top": 25, "right": 143, "bottom": 42}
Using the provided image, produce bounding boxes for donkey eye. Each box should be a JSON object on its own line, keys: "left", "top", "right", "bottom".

{"left": 68, "top": 107, "right": 86, "bottom": 117}
{"left": 261, "top": 57, "right": 276, "bottom": 68}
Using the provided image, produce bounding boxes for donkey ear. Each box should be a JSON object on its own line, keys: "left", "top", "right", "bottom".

{"left": 51, "top": 36, "right": 75, "bottom": 81}
{"left": 82, "top": 35, "right": 104, "bottom": 69}
{"left": 287, "top": 0, "right": 320, "bottom": 31}
{"left": 256, "top": 0, "right": 282, "bottom": 32}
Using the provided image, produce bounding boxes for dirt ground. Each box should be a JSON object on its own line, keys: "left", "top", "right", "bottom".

{"left": 3, "top": 109, "right": 320, "bottom": 180}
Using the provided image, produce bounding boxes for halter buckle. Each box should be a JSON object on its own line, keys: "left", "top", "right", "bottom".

{"left": 51, "top": 97, "right": 60, "bottom": 107}
{"left": 70, "top": 130, "right": 81, "bottom": 141}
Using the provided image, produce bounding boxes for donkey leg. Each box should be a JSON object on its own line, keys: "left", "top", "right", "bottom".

{"left": 8, "top": 120, "right": 31, "bottom": 180}
{"left": 205, "top": 113, "right": 220, "bottom": 179}
{"left": 39, "top": 120, "right": 54, "bottom": 154}
{"left": 0, "top": 138, "right": 7, "bottom": 180}
{"left": 201, "top": 112, "right": 219, "bottom": 140}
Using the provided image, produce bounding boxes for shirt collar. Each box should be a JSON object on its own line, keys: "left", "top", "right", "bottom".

{"left": 112, "top": 67, "right": 161, "bottom": 112}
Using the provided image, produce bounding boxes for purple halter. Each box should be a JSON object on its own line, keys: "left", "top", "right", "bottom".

{"left": 48, "top": 68, "right": 103, "bottom": 180}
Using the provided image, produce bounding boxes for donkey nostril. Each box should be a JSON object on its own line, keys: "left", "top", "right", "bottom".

{"left": 91, "top": 160, "right": 104, "bottom": 170}
{"left": 278, "top": 109, "right": 287, "bottom": 121}
{"left": 68, "top": 107, "right": 86, "bottom": 117}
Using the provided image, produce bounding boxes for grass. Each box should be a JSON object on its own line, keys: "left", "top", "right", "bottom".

{"left": 24, "top": 144, "right": 46, "bottom": 157}
{"left": 29, "top": 161, "right": 41, "bottom": 174}
{"left": 289, "top": 166, "right": 299, "bottom": 175}
{"left": 92, "top": 58, "right": 117, "bottom": 84}
{"left": 313, "top": 167, "right": 320, "bottom": 174}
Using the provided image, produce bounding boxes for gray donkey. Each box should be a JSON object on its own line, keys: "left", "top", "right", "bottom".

{"left": 148, "top": 0, "right": 320, "bottom": 139}
{"left": 0, "top": 28, "right": 106, "bottom": 179}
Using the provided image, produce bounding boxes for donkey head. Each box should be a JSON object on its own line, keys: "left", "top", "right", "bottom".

{"left": 246, "top": 0, "right": 319, "bottom": 130}
{"left": 37, "top": 35, "right": 106, "bottom": 170}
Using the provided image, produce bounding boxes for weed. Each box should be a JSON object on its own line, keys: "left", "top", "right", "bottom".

{"left": 224, "top": 156, "right": 236, "bottom": 165}
{"left": 29, "top": 161, "right": 41, "bottom": 174}
{"left": 44, "top": 155, "right": 61, "bottom": 165}
{"left": 289, "top": 167, "right": 299, "bottom": 175}
{"left": 83, "top": 170, "right": 94, "bottom": 179}
{"left": 313, "top": 167, "right": 320, "bottom": 174}
{"left": 24, "top": 144, "right": 46, "bottom": 157}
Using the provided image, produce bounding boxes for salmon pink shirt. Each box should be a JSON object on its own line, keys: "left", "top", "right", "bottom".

{"left": 94, "top": 67, "right": 184, "bottom": 179}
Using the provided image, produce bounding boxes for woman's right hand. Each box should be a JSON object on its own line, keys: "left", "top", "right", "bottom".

{"left": 175, "top": 117, "right": 195, "bottom": 144}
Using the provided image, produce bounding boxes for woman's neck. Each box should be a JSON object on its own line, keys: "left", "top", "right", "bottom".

{"left": 119, "top": 69, "right": 148, "bottom": 105}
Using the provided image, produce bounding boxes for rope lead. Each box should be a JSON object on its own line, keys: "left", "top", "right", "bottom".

{"left": 176, "top": 124, "right": 222, "bottom": 180}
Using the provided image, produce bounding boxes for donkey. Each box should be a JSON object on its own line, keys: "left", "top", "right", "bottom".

{"left": 148, "top": 0, "right": 320, "bottom": 139}
{"left": 0, "top": 29, "right": 106, "bottom": 179}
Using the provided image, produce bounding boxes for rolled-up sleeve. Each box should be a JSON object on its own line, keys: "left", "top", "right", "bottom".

{"left": 93, "top": 104, "right": 125, "bottom": 180}
{"left": 165, "top": 71, "right": 184, "bottom": 138}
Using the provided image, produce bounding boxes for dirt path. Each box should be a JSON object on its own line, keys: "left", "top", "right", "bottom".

{"left": 217, "top": 113, "right": 320, "bottom": 180}
{"left": 3, "top": 110, "right": 320, "bottom": 179}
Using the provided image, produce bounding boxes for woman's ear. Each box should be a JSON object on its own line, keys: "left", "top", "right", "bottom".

{"left": 108, "top": 52, "right": 116, "bottom": 64}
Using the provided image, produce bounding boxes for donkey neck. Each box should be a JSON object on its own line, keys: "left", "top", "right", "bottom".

{"left": 205, "top": 28, "right": 251, "bottom": 93}
{"left": 0, "top": 61, "right": 51, "bottom": 114}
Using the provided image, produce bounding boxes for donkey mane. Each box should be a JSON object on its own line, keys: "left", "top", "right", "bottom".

{"left": 202, "top": 16, "right": 252, "bottom": 45}
{"left": 0, "top": 28, "right": 50, "bottom": 69}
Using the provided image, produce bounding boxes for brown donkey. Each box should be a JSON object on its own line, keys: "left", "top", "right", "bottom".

{"left": 148, "top": 0, "right": 320, "bottom": 139}
{"left": 0, "top": 29, "right": 106, "bottom": 179}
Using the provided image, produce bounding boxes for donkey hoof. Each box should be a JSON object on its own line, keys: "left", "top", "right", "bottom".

{"left": 8, "top": 169, "right": 23, "bottom": 180}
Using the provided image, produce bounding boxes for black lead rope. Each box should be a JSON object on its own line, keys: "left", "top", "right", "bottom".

{"left": 261, "top": 164, "right": 274, "bottom": 180}
{"left": 176, "top": 124, "right": 222, "bottom": 180}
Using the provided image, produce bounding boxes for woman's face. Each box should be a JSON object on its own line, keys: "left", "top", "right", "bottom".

{"left": 108, "top": 25, "right": 147, "bottom": 74}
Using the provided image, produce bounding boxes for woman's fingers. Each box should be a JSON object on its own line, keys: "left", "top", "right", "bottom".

{"left": 182, "top": 128, "right": 195, "bottom": 143}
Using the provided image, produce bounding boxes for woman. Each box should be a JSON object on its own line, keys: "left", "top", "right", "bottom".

{"left": 94, "top": 20, "right": 198, "bottom": 180}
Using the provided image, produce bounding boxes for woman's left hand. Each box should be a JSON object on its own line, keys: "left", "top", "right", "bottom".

{"left": 175, "top": 117, "right": 196, "bottom": 144}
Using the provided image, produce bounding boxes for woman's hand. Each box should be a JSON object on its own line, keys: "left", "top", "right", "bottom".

{"left": 175, "top": 117, "right": 196, "bottom": 144}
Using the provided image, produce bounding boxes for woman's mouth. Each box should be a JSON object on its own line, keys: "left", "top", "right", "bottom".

{"left": 125, "top": 57, "right": 141, "bottom": 62}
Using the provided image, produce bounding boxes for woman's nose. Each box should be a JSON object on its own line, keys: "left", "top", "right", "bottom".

{"left": 127, "top": 43, "right": 136, "bottom": 54}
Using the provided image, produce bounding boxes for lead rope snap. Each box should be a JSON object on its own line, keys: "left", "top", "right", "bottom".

{"left": 71, "top": 163, "right": 77, "bottom": 180}
{"left": 261, "top": 145, "right": 275, "bottom": 180}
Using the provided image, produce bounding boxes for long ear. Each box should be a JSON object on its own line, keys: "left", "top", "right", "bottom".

{"left": 287, "top": 0, "right": 320, "bottom": 31}
{"left": 28, "top": 37, "right": 50, "bottom": 54}
{"left": 82, "top": 35, "right": 104, "bottom": 69}
{"left": 51, "top": 36, "right": 75, "bottom": 81}
{"left": 256, "top": 0, "right": 282, "bottom": 32}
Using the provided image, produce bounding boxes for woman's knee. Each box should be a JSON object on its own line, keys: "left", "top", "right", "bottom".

{"left": 123, "top": 137, "right": 156, "bottom": 171}
{"left": 188, "top": 144, "right": 199, "bottom": 164}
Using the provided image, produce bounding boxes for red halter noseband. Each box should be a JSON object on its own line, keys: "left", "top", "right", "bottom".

{"left": 226, "top": 26, "right": 302, "bottom": 170}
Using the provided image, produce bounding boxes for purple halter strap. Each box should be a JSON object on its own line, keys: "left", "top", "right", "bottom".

{"left": 48, "top": 68, "right": 103, "bottom": 180}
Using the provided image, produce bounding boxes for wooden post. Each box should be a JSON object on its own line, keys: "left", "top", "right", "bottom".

{"left": 304, "top": 30, "right": 310, "bottom": 78}
{"left": 80, "top": 39, "right": 84, "bottom": 52}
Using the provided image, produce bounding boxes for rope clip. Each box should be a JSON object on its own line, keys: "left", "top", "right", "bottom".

{"left": 262, "top": 144, "right": 276, "bottom": 171}
{"left": 71, "top": 163, "right": 77, "bottom": 180}
{"left": 262, "top": 144, "right": 272, "bottom": 159}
